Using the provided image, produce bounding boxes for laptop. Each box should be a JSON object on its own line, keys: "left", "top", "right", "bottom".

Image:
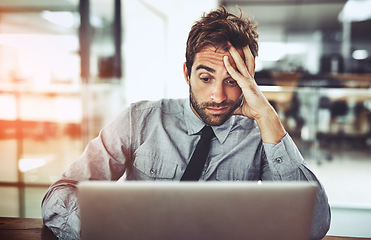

{"left": 78, "top": 181, "right": 317, "bottom": 240}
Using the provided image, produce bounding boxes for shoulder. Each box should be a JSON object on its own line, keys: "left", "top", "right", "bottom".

{"left": 129, "top": 98, "right": 185, "bottom": 115}
{"left": 103, "top": 98, "right": 186, "bottom": 135}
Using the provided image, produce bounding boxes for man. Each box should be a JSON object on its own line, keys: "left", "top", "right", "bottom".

{"left": 42, "top": 6, "right": 331, "bottom": 240}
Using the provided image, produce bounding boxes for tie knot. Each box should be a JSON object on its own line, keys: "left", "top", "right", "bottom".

{"left": 201, "top": 126, "right": 214, "bottom": 140}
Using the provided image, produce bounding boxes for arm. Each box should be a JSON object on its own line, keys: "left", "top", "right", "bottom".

{"left": 41, "top": 109, "right": 131, "bottom": 239}
{"left": 41, "top": 180, "right": 80, "bottom": 239}
{"left": 261, "top": 134, "right": 331, "bottom": 240}
{"left": 224, "top": 44, "right": 331, "bottom": 240}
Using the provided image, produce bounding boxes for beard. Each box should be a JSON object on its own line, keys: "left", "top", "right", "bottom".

{"left": 189, "top": 85, "right": 243, "bottom": 126}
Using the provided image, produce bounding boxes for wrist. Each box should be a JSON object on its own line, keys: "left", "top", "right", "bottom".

{"left": 255, "top": 109, "right": 286, "bottom": 144}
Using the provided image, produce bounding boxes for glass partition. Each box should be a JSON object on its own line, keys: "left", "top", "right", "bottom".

{"left": 261, "top": 77, "right": 371, "bottom": 207}
{"left": 0, "top": 0, "right": 122, "bottom": 217}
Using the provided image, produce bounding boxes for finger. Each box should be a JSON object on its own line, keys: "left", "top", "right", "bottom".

{"left": 223, "top": 55, "right": 241, "bottom": 80}
{"left": 228, "top": 45, "right": 249, "bottom": 77}
{"left": 223, "top": 56, "right": 249, "bottom": 89}
{"left": 243, "top": 45, "right": 255, "bottom": 77}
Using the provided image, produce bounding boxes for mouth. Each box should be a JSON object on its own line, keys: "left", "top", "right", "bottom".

{"left": 206, "top": 107, "right": 229, "bottom": 115}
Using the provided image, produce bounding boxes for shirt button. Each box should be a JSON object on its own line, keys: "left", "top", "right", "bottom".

{"left": 150, "top": 168, "right": 156, "bottom": 174}
{"left": 275, "top": 157, "right": 283, "bottom": 163}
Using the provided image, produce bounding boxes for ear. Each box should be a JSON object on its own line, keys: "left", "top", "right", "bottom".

{"left": 183, "top": 62, "right": 190, "bottom": 85}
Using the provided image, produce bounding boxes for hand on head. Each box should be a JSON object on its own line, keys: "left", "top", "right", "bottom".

{"left": 223, "top": 43, "right": 272, "bottom": 121}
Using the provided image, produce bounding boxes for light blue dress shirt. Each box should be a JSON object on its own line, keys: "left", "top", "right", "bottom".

{"left": 42, "top": 98, "right": 331, "bottom": 240}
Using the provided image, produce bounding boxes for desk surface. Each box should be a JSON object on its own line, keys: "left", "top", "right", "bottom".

{"left": 0, "top": 217, "right": 57, "bottom": 240}
{"left": 0, "top": 217, "right": 369, "bottom": 240}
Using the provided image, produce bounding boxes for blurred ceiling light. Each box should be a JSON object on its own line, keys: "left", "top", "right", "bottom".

{"left": 258, "top": 42, "right": 306, "bottom": 62}
{"left": 90, "top": 14, "right": 104, "bottom": 28}
{"left": 42, "top": 11, "right": 76, "bottom": 28}
{"left": 339, "top": 0, "right": 371, "bottom": 22}
{"left": 352, "top": 50, "right": 369, "bottom": 60}
{"left": 258, "top": 42, "right": 285, "bottom": 61}
{"left": 42, "top": 10, "right": 104, "bottom": 29}
{"left": 19, "top": 158, "right": 47, "bottom": 172}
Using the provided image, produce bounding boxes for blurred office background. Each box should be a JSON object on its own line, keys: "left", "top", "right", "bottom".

{"left": 0, "top": 0, "right": 370, "bottom": 237}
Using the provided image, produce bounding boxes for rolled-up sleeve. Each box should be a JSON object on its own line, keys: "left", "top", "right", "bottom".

{"left": 261, "top": 134, "right": 331, "bottom": 240}
{"left": 41, "top": 180, "right": 80, "bottom": 239}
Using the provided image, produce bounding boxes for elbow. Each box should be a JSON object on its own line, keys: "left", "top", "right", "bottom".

{"left": 311, "top": 203, "right": 331, "bottom": 240}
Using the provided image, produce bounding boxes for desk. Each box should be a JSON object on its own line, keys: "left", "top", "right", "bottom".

{"left": 0, "top": 217, "right": 57, "bottom": 240}
{"left": 325, "top": 237, "right": 371, "bottom": 240}
{"left": 0, "top": 217, "right": 369, "bottom": 240}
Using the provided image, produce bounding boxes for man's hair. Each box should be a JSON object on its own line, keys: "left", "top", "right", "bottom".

{"left": 185, "top": 6, "right": 258, "bottom": 76}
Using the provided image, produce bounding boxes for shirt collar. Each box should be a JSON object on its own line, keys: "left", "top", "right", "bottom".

{"left": 183, "top": 98, "right": 255, "bottom": 144}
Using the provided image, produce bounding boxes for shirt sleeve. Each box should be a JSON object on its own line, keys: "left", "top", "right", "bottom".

{"left": 41, "top": 180, "right": 80, "bottom": 240}
{"left": 261, "top": 133, "right": 331, "bottom": 240}
{"left": 41, "top": 107, "right": 133, "bottom": 239}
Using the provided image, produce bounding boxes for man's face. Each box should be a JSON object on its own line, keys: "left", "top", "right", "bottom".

{"left": 184, "top": 46, "right": 244, "bottom": 126}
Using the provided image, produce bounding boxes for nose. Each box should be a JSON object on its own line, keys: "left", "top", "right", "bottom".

{"left": 211, "top": 82, "right": 226, "bottom": 103}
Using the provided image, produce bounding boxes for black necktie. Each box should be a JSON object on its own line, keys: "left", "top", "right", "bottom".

{"left": 181, "top": 126, "right": 214, "bottom": 181}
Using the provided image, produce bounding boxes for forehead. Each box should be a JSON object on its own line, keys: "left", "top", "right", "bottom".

{"left": 193, "top": 46, "right": 243, "bottom": 70}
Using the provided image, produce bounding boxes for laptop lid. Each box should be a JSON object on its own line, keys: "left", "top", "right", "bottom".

{"left": 78, "top": 181, "right": 317, "bottom": 240}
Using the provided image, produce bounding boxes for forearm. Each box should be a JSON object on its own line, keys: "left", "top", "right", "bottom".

{"left": 255, "top": 106, "right": 286, "bottom": 144}
{"left": 41, "top": 129, "right": 127, "bottom": 239}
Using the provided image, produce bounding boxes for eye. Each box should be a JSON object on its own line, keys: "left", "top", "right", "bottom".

{"left": 199, "top": 74, "right": 212, "bottom": 83}
{"left": 200, "top": 77, "right": 211, "bottom": 83}
{"left": 225, "top": 79, "right": 238, "bottom": 86}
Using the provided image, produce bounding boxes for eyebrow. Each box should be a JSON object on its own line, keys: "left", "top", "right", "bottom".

{"left": 195, "top": 65, "right": 215, "bottom": 73}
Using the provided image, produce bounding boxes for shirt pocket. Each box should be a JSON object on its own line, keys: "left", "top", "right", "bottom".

{"left": 133, "top": 152, "right": 178, "bottom": 180}
{"left": 215, "top": 167, "right": 260, "bottom": 181}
